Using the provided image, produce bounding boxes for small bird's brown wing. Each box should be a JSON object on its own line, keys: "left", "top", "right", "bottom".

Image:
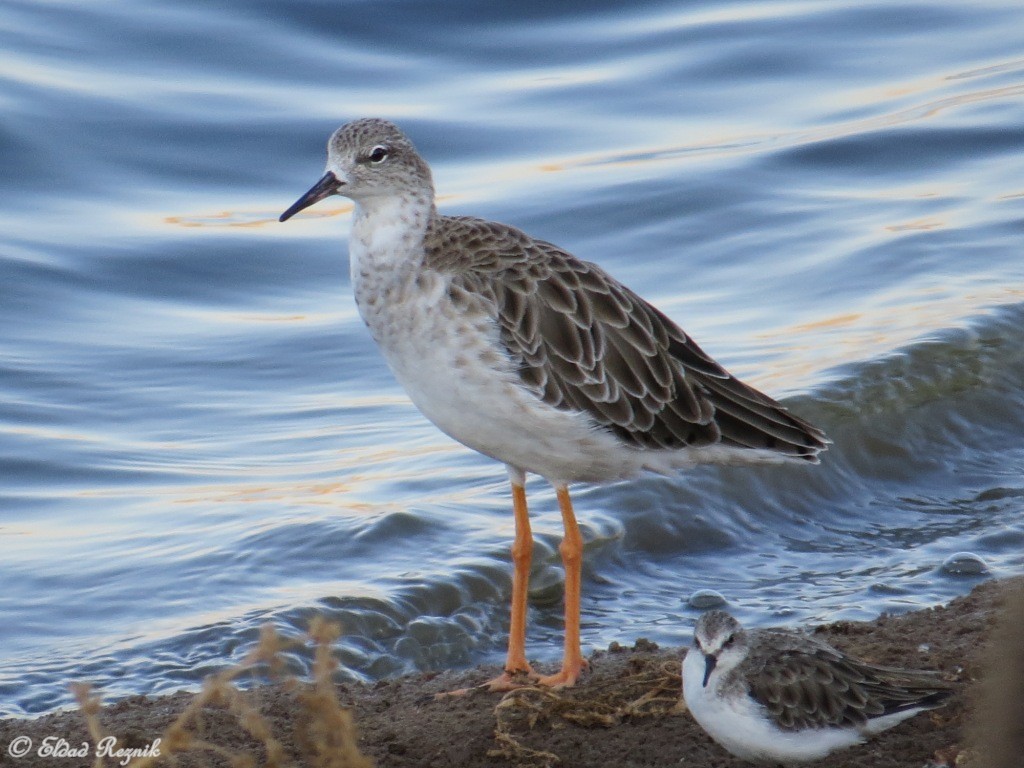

{"left": 743, "top": 634, "right": 953, "bottom": 731}
{"left": 426, "top": 215, "right": 826, "bottom": 457}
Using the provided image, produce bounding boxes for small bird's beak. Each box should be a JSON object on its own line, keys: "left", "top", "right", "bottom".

{"left": 702, "top": 654, "right": 717, "bottom": 688}
{"left": 279, "top": 171, "right": 342, "bottom": 222}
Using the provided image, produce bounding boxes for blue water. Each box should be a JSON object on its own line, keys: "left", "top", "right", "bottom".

{"left": 3, "top": 0, "right": 1024, "bottom": 716}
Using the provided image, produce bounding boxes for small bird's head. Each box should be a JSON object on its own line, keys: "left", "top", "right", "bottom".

{"left": 280, "top": 118, "right": 433, "bottom": 222}
{"left": 692, "top": 610, "right": 748, "bottom": 687}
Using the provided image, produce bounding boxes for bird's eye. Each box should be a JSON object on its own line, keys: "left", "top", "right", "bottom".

{"left": 368, "top": 145, "right": 389, "bottom": 164}
{"left": 723, "top": 634, "right": 735, "bottom": 648}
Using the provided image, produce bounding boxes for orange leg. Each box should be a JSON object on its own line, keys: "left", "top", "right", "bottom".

{"left": 503, "top": 480, "right": 536, "bottom": 677}
{"left": 537, "top": 484, "right": 588, "bottom": 688}
{"left": 439, "top": 477, "right": 538, "bottom": 696}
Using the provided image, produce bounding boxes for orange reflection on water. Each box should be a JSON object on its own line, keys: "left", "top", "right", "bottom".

{"left": 163, "top": 193, "right": 461, "bottom": 230}
{"left": 178, "top": 480, "right": 357, "bottom": 507}
{"left": 748, "top": 282, "right": 1024, "bottom": 394}
{"left": 532, "top": 81, "right": 1024, "bottom": 179}
{"left": 165, "top": 204, "right": 354, "bottom": 229}
{"left": 885, "top": 217, "right": 945, "bottom": 232}
{"left": 68, "top": 435, "right": 490, "bottom": 518}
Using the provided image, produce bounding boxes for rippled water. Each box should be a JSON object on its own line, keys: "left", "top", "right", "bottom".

{"left": 3, "top": 0, "right": 1024, "bottom": 715}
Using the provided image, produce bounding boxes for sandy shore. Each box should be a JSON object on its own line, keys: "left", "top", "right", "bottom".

{"left": 2, "top": 576, "right": 1020, "bottom": 768}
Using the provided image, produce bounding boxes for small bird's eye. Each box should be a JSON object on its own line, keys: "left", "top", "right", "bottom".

{"left": 368, "top": 145, "right": 389, "bottom": 164}
{"left": 723, "top": 633, "right": 735, "bottom": 648}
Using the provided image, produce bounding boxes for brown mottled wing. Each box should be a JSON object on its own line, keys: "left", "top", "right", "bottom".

{"left": 743, "top": 632, "right": 953, "bottom": 730}
{"left": 425, "top": 215, "right": 826, "bottom": 457}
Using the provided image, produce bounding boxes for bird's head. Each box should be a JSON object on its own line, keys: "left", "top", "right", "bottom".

{"left": 692, "top": 610, "right": 748, "bottom": 687}
{"left": 280, "top": 118, "right": 433, "bottom": 222}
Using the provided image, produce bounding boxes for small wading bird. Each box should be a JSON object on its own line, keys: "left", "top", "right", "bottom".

{"left": 280, "top": 119, "right": 827, "bottom": 691}
{"left": 683, "top": 610, "right": 953, "bottom": 764}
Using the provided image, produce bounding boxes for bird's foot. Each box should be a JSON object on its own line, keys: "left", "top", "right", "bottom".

{"left": 536, "top": 658, "right": 589, "bottom": 689}
{"left": 434, "top": 667, "right": 539, "bottom": 699}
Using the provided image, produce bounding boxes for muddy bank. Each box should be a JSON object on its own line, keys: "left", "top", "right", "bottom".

{"left": 2, "top": 576, "right": 1019, "bottom": 768}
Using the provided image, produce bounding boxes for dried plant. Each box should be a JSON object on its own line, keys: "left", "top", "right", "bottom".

{"left": 74, "top": 620, "right": 373, "bottom": 768}
{"left": 488, "top": 656, "right": 681, "bottom": 766}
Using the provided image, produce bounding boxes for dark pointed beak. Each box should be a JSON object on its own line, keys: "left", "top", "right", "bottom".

{"left": 279, "top": 171, "right": 342, "bottom": 222}
{"left": 702, "top": 654, "right": 717, "bottom": 688}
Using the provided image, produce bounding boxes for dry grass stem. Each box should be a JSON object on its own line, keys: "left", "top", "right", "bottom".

{"left": 73, "top": 620, "right": 373, "bottom": 768}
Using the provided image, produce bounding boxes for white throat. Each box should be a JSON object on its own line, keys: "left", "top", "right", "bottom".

{"left": 350, "top": 193, "right": 432, "bottom": 277}
{"left": 347, "top": 191, "right": 438, "bottom": 341}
